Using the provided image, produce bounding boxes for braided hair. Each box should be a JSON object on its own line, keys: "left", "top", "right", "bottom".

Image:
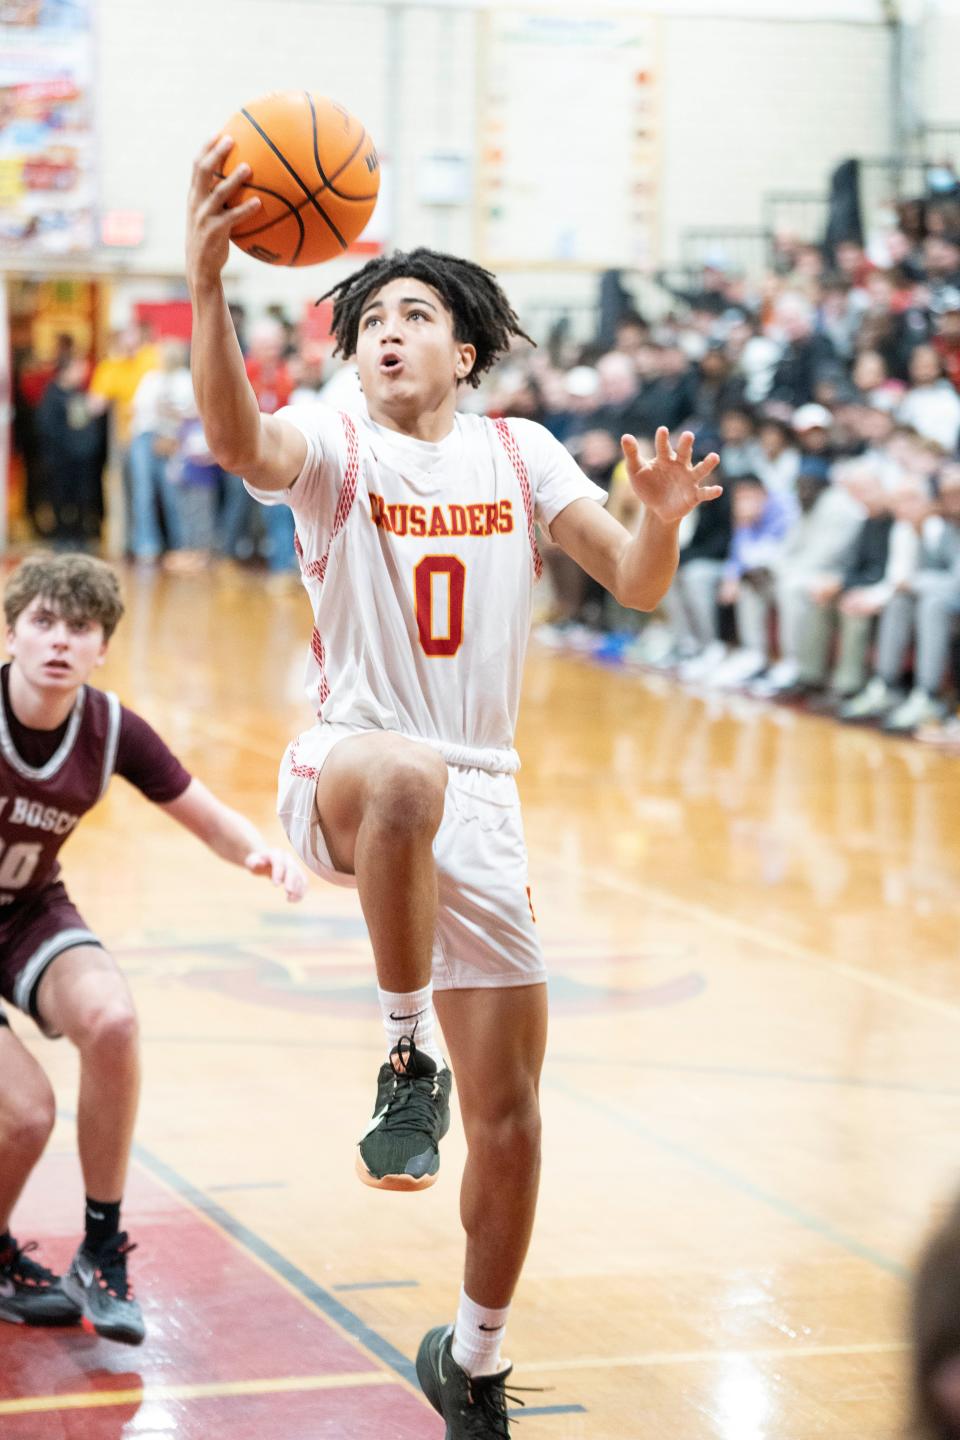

{"left": 317, "top": 248, "right": 534, "bottom": 388}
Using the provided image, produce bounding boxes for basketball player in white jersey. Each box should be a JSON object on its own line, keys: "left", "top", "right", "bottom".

{"left": 187, "top": 135, "right": 721, "bottom": 1438}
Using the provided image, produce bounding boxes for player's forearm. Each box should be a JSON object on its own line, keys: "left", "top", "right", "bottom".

{"left": 188, "top": 279, "right": 263, "bottom": 473}
{"left": 201, "top": 801, "right": 266, "bottom": 867}
{"left": 164, "top": 778, "right": 265, "bottom": 866}
{"left": 614, "top": 509, "right": 681, "bottom": 611}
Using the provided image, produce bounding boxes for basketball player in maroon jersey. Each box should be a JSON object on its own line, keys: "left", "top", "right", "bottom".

{"left": 0, "top": 553, "right": 305, "bottom": 1345}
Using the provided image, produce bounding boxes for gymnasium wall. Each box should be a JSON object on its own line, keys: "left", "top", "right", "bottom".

{"left": 88, "top": 1, "right": 943, "bottom": 329}
{"left": 918, "top": 4, "right": 960, "bottom": 130}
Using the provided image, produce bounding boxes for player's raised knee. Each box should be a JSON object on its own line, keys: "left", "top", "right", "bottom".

{"left": 368, "top": 746, "right": 448, "bottom": 836}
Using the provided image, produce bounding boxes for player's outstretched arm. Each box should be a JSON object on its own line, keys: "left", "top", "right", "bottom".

{"left": 160, "top": 778, "right": 307, "bottom": 903}
{"left": 186, "top": 135, "right": 307, "bottom": 490}
{"left": 550, "top": 427, "right": 721, "bottom": 612}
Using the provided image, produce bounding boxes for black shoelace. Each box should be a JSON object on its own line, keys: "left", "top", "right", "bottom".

{"left": 464, "top": 1375, "right": 542, "bottom": 1438}
{"left": 93, "top": 1233, "right": 137, "bottom": 1301}
{"left": 379, "top": 1073, "right": 444, "bottom": 1138}
{"left": 2, "top": 1240, "right": 57, "bottom": 1291}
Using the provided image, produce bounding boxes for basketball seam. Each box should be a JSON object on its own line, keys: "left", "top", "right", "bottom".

{"left": 220, "top": 173, "right": 307, "bottom": 260}
{"left": 240, "top": 106, "right": 348, "bottom": 250}
{"left": 240, "top": 177, "right": 379, "bottom": 233}
{"left": 307, "top": 94, "right": 378, "bottom": 201}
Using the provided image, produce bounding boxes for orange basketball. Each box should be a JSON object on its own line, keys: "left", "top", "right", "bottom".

{"left": 219, "top": 91, "right": 380, "bottom": 267}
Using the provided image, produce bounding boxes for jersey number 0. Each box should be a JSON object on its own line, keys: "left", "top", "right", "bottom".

{"left": 415, "top": 556, "right": 466, "bottom": 657}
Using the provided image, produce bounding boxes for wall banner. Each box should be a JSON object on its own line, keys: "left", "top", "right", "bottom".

{"left": 0, "top": 0, "right": 97, "bottom": 258}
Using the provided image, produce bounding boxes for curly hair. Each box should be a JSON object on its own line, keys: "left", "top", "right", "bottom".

{"left": 4, "top": 553, "right": 125, "bottom": 640}
{"left": 317, "top": 247, "right": 534, "bottom": 388}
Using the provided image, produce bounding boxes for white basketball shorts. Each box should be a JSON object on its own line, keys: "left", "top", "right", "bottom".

{"left": 277, "top": 724, "right": 546, "bottom": 991}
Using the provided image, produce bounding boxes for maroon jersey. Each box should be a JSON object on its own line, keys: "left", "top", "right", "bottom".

{"left": 0, "top": 665, "right": 191, "bottom": 908}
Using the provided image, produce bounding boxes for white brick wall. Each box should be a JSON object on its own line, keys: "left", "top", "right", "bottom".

{"left": 659, "top": 16, "right": 890, "bottom": 263}
{"left": 919, "top": 7, "right": 960, "bottom": 132}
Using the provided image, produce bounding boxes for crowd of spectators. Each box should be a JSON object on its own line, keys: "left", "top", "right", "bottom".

{"left": 9, "top": 308, "right": 332, "bottom": 588}
{"left": 11, "top": 169, "right": 960, "bottom": 742}
{"left": 472, "top": 178, "right": 960, "bottom": 749}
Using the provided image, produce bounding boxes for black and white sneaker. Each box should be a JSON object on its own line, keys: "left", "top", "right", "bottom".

{"left": 417, "top": 1324, "right": 533, "bottom": 1439}
{"left": 356, "top": 1034, "right": 452, "bottom": 1191}
{"left": 0, "top": 1236, "right": 81, "bottom": 1327}
{"left": 61, "top": 1232, "right": 145, "bottom": 1345}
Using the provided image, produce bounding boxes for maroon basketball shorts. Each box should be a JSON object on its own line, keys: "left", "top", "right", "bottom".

{"left": 0, "top": 880, "right": 102, "bottom": 1038}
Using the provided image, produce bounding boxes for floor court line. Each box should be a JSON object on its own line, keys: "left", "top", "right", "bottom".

{"left": 206, "top": 1180, "right": 288, "bottom": 1193}
{"left": 545, "top": 1078, "right": 907, "bottom": 1280}
{"left": 0, "top": 1371, "right": 396, "bottom": 1418}
{"left": 517, "top": 1341, "right": 909, "bottom": 1375}
{"left": 333, "top": 1280, "right": 421, "bottom": 1292}
{"left": 562, "top": 861, "right": 960, "bottom": 1025}
{"left": 131, "top": 1138, "right": 422, "bottom": 1390}
{"left": 132, "top": 1146, "right": 589, "bottom": 1422}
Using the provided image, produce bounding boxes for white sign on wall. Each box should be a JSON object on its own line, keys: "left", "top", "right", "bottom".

{"left": 477, "top": 9, "right": 660, "bottom": 269}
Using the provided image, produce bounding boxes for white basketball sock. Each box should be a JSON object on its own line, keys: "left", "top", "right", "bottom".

{"left": 451, "top": 1286, "right": 510, "bottom": 1377}
{"left": 377, "top": 983, "right": 444, "bottom": 1068}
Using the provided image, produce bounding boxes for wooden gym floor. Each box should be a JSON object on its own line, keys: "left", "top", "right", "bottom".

{"left": 2, "top": 562, "right": 958, "bottom": 1439}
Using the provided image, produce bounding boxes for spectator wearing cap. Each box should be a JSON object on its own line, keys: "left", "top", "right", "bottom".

{"left": 839, "top": 477, "right": 960, "bottom": 729}
{"left": 898, "top": 345, "right": 960, "bottom": 453}
{"left": 793, "top": 403, "right": 840, "bottom": 463}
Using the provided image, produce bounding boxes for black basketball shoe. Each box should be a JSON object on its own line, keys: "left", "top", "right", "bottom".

{"left": 61, "top": 1231, "right": 145, "bottom": 1345}
{"left": 0, "top": 1236, "right": 81, "bottom": 1327}
{"left": 416, "top": 1323, "right": 532, "bottom": 1438}
{"left": 356, "top": 1034, "right": 452, "bottom": 1191}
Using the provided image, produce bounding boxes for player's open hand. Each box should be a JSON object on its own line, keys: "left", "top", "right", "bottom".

{"left": 244, "top": 848, "right": 307, "bottom": 903}
{"left": 186, "top": 134, "right": 261, "bottom": 292}
{"left": 622, "top": 427, "right": 722, "bottom": 526}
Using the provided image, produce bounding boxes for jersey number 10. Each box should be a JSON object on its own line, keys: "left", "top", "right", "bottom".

{"left": 415, "top": 556, "right": 466, "bottom": 658}
{"left": 0, "top": 840, "right": 42, "bottom": 891}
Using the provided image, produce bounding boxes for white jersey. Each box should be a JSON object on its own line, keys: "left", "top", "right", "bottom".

{"left": 245, "top": 406, "right": 605, "bottom": 773}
